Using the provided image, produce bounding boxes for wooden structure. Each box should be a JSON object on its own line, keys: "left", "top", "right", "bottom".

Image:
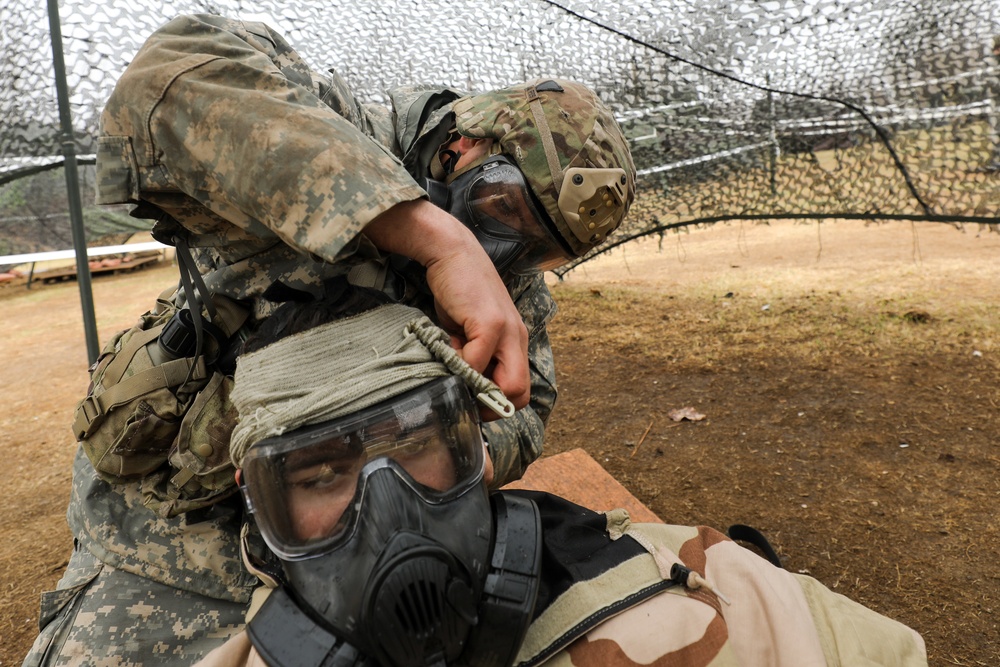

{"left": 503, "top": 448, "right": 662, "bottom": 523}
{"left": 0, "top": 241, "right": 169, "bottom": 290}
{"left": 38, "top": 252, "right": 162, "bottom": 284}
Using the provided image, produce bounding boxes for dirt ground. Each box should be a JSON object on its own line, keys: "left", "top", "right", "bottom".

{"left": 2, "top": 219, "right": 998, "bottom": 665}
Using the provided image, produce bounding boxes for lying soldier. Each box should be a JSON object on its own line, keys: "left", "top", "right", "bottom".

{"left": 202, "top": 291, "right": 927, "bottom": 667}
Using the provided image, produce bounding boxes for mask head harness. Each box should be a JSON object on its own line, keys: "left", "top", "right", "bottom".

{"left": 232, "top": 305, "right": 541, "bottom": 667}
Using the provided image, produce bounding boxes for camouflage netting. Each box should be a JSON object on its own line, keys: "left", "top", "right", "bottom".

{"left": 1, "top": 0, "right": 998, "bottom": 272}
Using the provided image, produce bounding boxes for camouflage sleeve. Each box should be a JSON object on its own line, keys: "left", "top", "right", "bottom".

{"left": 483, "top": 274, "right": 558, "bottom": 489}
{"left": 98, "top": 13, "right": 425, "bottom": 263}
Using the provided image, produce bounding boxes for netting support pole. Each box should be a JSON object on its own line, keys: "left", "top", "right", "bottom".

{"left": 767, "top": 75, "right": 778, "bottom": 197}
{"left": 47, "top": 0, "right": 100, "bottom": 365}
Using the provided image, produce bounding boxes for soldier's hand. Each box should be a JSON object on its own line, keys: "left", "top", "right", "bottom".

{"left": 364, "top": 200, "right": 530, "bottom": 416}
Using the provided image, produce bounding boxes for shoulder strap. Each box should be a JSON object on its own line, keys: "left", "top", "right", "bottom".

{"left": 727, "top": 524, "right": 783, "bottom": 568}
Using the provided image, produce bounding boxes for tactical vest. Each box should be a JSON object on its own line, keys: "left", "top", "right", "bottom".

{"left": 73, "top": 284, "right": 250, "bottom": 517}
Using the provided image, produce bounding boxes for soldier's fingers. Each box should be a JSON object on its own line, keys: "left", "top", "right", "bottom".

{"left": 462, "top": 321, "right": 530, "bottom": 414}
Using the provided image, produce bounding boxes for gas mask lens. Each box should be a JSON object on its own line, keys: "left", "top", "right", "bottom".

{"left": 241, "top": 376, "right": 484, "bottom": 559}
{"left": 456, "top": 156, "right": 573, "bottom": 275}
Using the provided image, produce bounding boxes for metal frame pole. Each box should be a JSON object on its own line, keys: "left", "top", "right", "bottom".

{"left": 47, "top": 0, "right": 100, "bottom": 364}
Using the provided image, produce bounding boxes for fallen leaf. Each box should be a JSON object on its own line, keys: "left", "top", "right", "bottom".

{"left": 667, "top": 407, "right": 706, "bottom": 422}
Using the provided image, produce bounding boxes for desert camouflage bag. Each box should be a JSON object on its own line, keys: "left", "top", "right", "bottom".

{"left": 72, "top": 285, "right": 249, "bottom": 517}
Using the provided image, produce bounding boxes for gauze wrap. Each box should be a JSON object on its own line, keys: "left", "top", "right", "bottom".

{"left": 229, "top": 303, "right": 513, "bottom": 467}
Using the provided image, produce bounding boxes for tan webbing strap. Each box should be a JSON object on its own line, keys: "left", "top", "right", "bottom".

{"left": 241, "top": 522, "right": 282, "bottom": 594}
{"left": 101, "top": 326, "right": 165, "bottom": 387}
{"left": 169, "top": 466, "right": 196, "bottom": 492}
{"left": 100, "top": 357, "right": 207, "bottom": 412}
{"left": 73, "top": 357, "right": 208, "bottom": 438}
{"left": 347, "top": 260, "right": 390, "bottom": 291}
{"left": 526, "top": 86, "right": 563, "bottom": 198}
{"left": 72, "top": 398, "right": 100, "bottom": 438}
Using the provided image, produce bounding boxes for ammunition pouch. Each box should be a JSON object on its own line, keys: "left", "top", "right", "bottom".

{"left": 73, "top": 286, "right": 250, "bottom": 517}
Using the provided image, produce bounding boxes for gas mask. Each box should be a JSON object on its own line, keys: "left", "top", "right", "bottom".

{"left": 240, "top": 376, "right": 541, "bottom": 667}
{"left": 425, "top": 155, "right": 573, "bottom": 276}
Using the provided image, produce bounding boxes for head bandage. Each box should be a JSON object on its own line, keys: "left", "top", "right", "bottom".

{"left": 229, "top": 304, "right": 513, "bottom": 467}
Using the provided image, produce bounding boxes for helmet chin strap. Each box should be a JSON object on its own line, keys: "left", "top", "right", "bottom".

{"left": 246, "top": 492, "right": 542, "bottom": 667}
{"left": 525, "top": 84, "right": 564, "bottom": 199}
{"left": 439, "top": 148, "right": 462, "bottom": 176}
{"left": 436, "top": 135, "right": 501, "bottom": 185}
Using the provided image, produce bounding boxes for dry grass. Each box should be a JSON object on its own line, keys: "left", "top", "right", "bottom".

{"left": 544, "top": 220, "right": 1000, "bottom": 664}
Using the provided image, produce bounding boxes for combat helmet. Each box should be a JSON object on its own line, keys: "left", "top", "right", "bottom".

{"left": 450, "top": 79, "right": 636, "bottom": 258}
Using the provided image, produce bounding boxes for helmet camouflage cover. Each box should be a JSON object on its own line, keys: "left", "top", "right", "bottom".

{"left": 451, "top": 79, "right": 636, "bottom": 258}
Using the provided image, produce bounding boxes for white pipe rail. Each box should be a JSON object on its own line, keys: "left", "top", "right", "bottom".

{"left": 0, "top": 241, "right": 168, "bottom": 266}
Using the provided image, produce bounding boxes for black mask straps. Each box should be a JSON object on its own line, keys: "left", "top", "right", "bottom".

{"left": 439, "top": 148, "right": 462, "bottom": 177}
